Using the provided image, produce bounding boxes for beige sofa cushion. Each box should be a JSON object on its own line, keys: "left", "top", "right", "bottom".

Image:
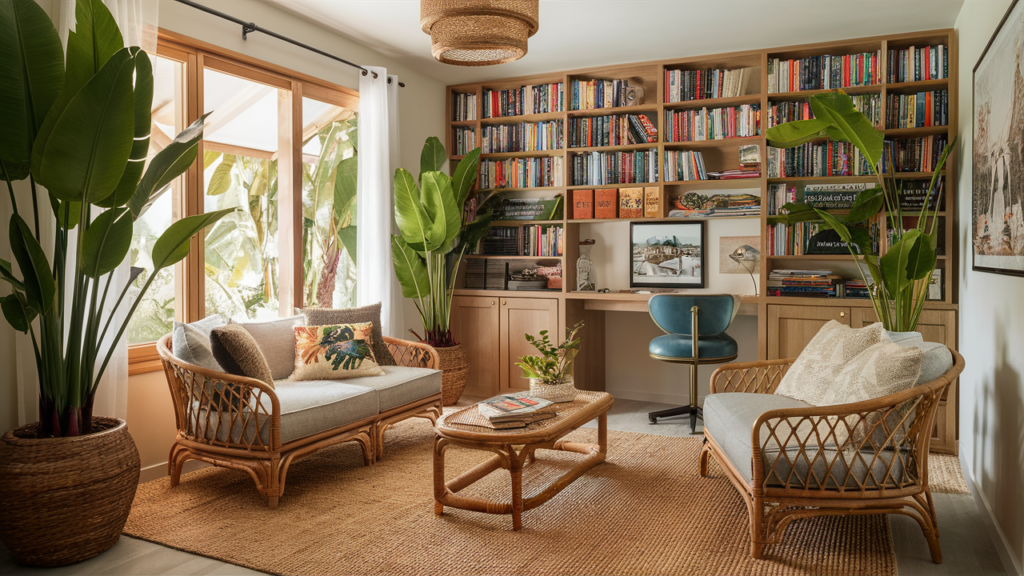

{"left": 232, "top": 315, "right": 306, "bottom": 380}
{"left": 774, "top": 320, "right": 886, "bottom": 405}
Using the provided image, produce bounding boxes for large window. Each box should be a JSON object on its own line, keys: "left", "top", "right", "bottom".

{"left": 127, "top": 32, "right": 359, "bottom": 373}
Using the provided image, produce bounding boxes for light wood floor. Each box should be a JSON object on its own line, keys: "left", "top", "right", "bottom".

{"left": 0, "top": 399, "right": 1009, "bottom": 576}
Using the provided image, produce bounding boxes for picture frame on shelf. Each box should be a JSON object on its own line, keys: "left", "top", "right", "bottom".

{"left": 630, "top": 221, "right": 706, "bottom": 289}
{"left": 972, "top": 0, "right": 1024, "bottom": 277}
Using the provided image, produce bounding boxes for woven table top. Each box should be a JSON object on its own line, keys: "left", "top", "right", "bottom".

{"left": 438, "top": 390, "right": 612, "bottom": 441}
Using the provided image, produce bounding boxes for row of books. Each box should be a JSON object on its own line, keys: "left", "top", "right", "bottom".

{"left": 570, "top": 150, "right": 659, "bottom": 186}
{"left": 482, "top": 120, "right": 563, "bottom": 154}
{"left": 663, "top": 67, "right": 752, "bottom": 103}
{"left": 766, "top": 270, "right": 839, "bottom": 298}
{"left": 803, "top": 183, "right": 876, "bottom": 210}
{"left": 766, "top": 180, "right": 943, "bottom": 216}
{"left": 766, "top": 141, "right": 872, "bottom": 178}
{"left": 568, "top": 114, "right": 658, "bottom": 148}
{"left": 664, "top": 149, "right": 707, "bottom": 181}
{"left": 571, "top": 187, "right": 660, "bottom": 219}
{"left": 766, "top": 94, "right": 881, "bottom": 128}
{"left": 480, "top": 157, "right": 564, "bottom": 189}
{"left": 452, "top": 92, "right": 477, "bottom": 121}
{"left": 886, "top": 45, "right": 949, "bottom": 83}
{"left": 899, "top": 180, "right": 944, "bottom": 210}
{"left": 881, "top": 135, "right": 948, "bottom": 173}
{"left": 664, "top": 104, "right": 761, "bottom": 142}
{"left": 483, "top": 83, "right": 564, "bottom": 118}
{"left": 463, "top": 259, "right": 508, "bottom": 290}
{"left": 480, "top": 225, "right": 564, "bottom": 257}
{"left": 570, "top": 78, "right": 637, "bottom": 110}
{"left": 767, "top": 222, "right": 828, "bottom": 256}
{"left": 491, "top": 197, "right": 563, "bottom": 221}
{"left": 885, "top": 90, "right": 949, "bottom": 129}
{"left": 767, "top": 52, "right": 880, "bottom": 93}
{"left": 453, "top": 127, "right": 476, "bottom": 156}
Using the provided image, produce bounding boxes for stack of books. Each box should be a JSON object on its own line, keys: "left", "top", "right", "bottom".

{"left": 881, "top": 135, "right": 948, "bottom": 173}
{"left": 899, "top": 180, "right": 943, "bottom": 210}
{"left": 886, "top": 90, "right": 949, "bottom": 129}
{"left": 707, "top": 168, "right": 760, "bottom": 180}
{"left": 767, "top": 141, "right": 872, "bottom": 178}
{"left": 480, "top": 157, "right": 563, "bottom": 189}
{"left": 570, "top": 149, "right": 658, "bottom": 185}
{"left": 453, "top": 127, "right": 476, "bottom": 156}
{"left": 768, "top": 52, "right": 880, "bottom": 93}
{"left": 464, "top": 259, "right": 508, "bottom": 290}
{"left": 886, "top": 45, "right": 949, "bottom": 83}
{"left": 452, "top": 92, "right": 477, "bottom": 121}
{"left": 476, "top": 395, "right": 557, "bottom": 429}
{"left": 664, "top": 104, "right": 761, "bottom": 142}
{"left": 483, "top": 83, "right": 564, "bottom": 118}
{"left": 664, "top": 150, "right": 707, "bottom": 181}
{"left": 481, "top": 227, "right": 520, "bottom": 256}
{"left": 570, "top": 78, "right": 636, "bottom": 110}
{"left": 482, "top": 120, "right": 563, "bottom": 153}
{"left": 845, "top": 279, "right": 870, "bottom": 299}
{"left": 663, "top": 67, "right": 751, "bottom": 102}
{"left": 767, "top": 94, "right": 881, "bottom": 128}
{"left": 767, "top": 270, "right": 840, "bottom": 298}
{"left": 568, "top": 114, "right": 657, "bottom": 147}
{"left": 803, "top": 183, "right": 876, "bottom": 210}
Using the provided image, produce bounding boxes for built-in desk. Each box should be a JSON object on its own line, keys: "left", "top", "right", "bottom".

{"left": 565, "top": 291, "right": 759, "bottom": 315}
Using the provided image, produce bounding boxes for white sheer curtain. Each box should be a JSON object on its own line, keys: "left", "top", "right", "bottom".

{"left": 356, "top": 66, "right": 402, "bottom": 337}
{"left": 385, "top": 74, "right": 404, "bottom": 337}
{"left": 59, "top": 0, "right": 158, "bottom": 53}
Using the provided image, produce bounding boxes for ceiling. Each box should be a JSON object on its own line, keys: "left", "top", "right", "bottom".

{"left": 261, "top": 0, "right": 965, "bottom": 86}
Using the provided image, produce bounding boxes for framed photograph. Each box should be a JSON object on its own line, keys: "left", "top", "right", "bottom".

{"left": 630, "top": 221, "right": 706, "bottom": 288}
{"left": 973, "top": 0, "right": 1024, "bottom": 276}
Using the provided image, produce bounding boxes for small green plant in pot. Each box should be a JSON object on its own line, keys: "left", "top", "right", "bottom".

{"left": 515, "top": 322, "right": 584, "bottom": 403}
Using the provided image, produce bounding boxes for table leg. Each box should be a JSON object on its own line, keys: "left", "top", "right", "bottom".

{"left": 510, "top": 455, "right": 523, "bottom": 531}
{"left": 433, "top": 436, "right": 445, "bottom": 516}
{"left": 599, "top": 412, "right": 607, "bottom": 455}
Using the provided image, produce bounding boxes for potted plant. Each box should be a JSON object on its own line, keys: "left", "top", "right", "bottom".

{"left": 515, "top": 322, "right": 584, "bottom": 403}
{"left": 0, "top": 0, "right": 233, "bottom": 566}
{"left": 391, "top": 137, "right": 491, "bottom": 405}
{"left": 765, "top": 90, "right": 955, "bottom": 332}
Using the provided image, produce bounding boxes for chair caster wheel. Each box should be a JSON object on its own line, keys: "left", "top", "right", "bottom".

{"left": 648, "top": 417, "right": 658, "bottom": 424}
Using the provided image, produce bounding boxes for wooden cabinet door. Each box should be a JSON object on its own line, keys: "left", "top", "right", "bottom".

{"left": 450, "top": 296, "right": 500, "bottom": 399}
{"left": 500, "top": 297, "right": 559, "bottom": 392}
{"left": 851, "top": 308, "right": 958, "bottom": 454}
{"left": 767, "top": 305, "right": 851, "bottom": 360}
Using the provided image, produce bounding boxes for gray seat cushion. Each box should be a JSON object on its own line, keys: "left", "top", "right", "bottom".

{"left": 334, "top": 366, "right": 441, "bottom": 412}
{"left": 704, "top": 393, "right": 908, "bottom": 490}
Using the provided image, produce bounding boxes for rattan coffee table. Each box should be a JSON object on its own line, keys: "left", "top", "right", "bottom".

{"left": 433, "top": 390, "right": 613, "bottom": 530}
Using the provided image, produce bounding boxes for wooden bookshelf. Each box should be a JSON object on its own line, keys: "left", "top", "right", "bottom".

{"left": 445, "top": 29, "right": 959, "bottom": 454}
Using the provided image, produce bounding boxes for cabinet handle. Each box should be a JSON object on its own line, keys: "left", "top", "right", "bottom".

{"left": 840, "top": 312, "right": 846, "bottom": 317}
{"left": 490, "top": 300, "right": 495, "bottom": 305}
{"left": 502, "top": 301, "right": 507, "bottom": 305}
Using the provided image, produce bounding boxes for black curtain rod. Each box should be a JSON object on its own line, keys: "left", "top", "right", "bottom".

{"left": 173, "top": 0, "right": 405, "bottom": 87}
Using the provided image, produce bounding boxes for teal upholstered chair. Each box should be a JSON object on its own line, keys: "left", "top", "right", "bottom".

{"left": 647, "top": 294, "right": 741, "bottom": 432}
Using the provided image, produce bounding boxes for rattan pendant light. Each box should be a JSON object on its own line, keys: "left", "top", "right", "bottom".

{"left": 420, "top": 0, "right": 539, "bottom": 66}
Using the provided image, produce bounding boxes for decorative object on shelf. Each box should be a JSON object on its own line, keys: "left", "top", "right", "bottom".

{"left": 420, "top": 0, "right": 539, "bottom": 66}
{"left": 644, "top": 187, "right": 660, "bottom": 218}
{"left": 972, "top": 0, "right": 1024, "bottom": 277}
{"left": 725, "top": 241, "right": 761, "bottom": 296}
{"left": 0, "top": 0, "right": 234, "bottom": 564}
{"left": 738, "top": 144, "right": 761, "bottom": 168}
{"left": 669, "top": 189, "right": 761, "bottom": 218}
{"left": 767, "top": 90, "right": 955, "bottom": 331}
{"left": 573, "top": 189, "right": 594, "bottom": 219}
{"left": 630, "top": 221, "right": 706, "bottom": 289}
{"left": 619, "top": 187, "right": 644, "bottom": 218}
{"left": 576, "top": 239, "right": 596, "bottom": 291}
{"left": 391, "top": 137, "right": 491, "bottom": 404}
{"left": 515, "top": 322, "right": 584, "bottom": 403}
{"left": 594, "top": 189, "right": 618, "bottom": 219}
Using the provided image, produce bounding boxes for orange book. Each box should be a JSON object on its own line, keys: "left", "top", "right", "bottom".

{"left": 595, "top": 189, "right": 618, "bottom": 219}
{"left": 644, "top": 187, "right": 660, "bottom": 218}
{"left": 572, "top": 189, "right": 594, "bottom": 219}
{"left": 618, "top": 187, "right": 643, "bottom": 218}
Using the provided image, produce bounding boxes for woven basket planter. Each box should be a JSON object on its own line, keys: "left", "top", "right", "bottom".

{"left": 0, "top": 417, "right": 141, "bottom": 567}
{"left": 436, "top": 344, "right": 470, "bottom": 406}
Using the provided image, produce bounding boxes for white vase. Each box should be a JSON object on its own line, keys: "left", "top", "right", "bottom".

{"left": 529, "top": 376, "right": 578, "bottom": 403}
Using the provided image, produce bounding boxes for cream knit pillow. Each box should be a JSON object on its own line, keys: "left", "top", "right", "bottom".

{"left": 774, "top": 320, "right": 886, "bottom": 405}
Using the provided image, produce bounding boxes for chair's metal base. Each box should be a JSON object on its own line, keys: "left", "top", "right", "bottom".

{"left": 648, "top": 405, "right": 703, "bottom": 433}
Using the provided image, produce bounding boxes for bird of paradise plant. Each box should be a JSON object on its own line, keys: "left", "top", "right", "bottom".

{"left": 766, "top": 90, "right": 955, "bottom": 332}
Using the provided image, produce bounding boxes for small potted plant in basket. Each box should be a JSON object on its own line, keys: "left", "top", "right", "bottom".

{"left": 515, "top": 322, "right": 584, "bottom": 403}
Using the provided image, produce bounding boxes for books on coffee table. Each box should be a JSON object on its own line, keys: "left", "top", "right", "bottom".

{"left": 477, "top": 394, "right": 556, "bottom": 428}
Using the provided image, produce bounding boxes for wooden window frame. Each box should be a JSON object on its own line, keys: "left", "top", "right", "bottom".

{"left": 129, "top": 29, "right": 359, "bottom": 375}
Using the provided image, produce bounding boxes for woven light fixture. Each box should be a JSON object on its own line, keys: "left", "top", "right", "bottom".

{"left": 420, "top": 1, "right": 539, "bottom": 66}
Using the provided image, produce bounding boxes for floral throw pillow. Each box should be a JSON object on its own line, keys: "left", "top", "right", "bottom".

{"left": 293, "top": 323, "right": 385, "bottom": 380}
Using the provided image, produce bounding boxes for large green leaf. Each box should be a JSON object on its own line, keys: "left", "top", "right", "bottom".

{"left": 394, "top": 168, "right": 441, "bottom": 252}
{"left": 9, "top": 214, "right": 55, "bottom": 313}
{"left": 80, "top": 207, "right": 133, "bottom": 278}
{"left": 338, "top": 225, "right": 357, "bottom": 264}
{"left": 391, "top": 235, "right": 430, "bottom": 299}
{"left": 131, "top": 113, "right": 208, "bottom": 219}
{"left": 31, "top": 0, "right": 123, "bottom": 177}
{"left": 845, "top": 186, "right": 884, "bottom": 223}
{"left": 0, "top": 0, "right": 64, "bottom": 181}
{"left": 421, "top": 171, "right": 461, "bottom": 249}
{"left": 0, "top": 293, "right": 33, "bottom": 333}
{"left": 864, "top": 255, "right": 884, "bottom": 289}
{"left": 452, "top": 147, "right": 480, "bottom": 209}
{"left": 880, "top": 229, "right": 922, "bottom": 293}
{"left": 905, "top": 229, "right": 937, "bottom": 281}
{"left": 808, "top": 91, "right": 883, "bottom": 169}
{"left": 207, "top": 154, "right": 235, "bottom": 196}
{"left": 777, "top": 202, "right": 822, "bottom": 224}
{"left": 98, "top": 48, "right": 153, "bottom": 208}
{"left": 151, "top": 208, "right": 237, "bottom": 270}
{"left": 35, "top": 47, "right": 136, "bottom": 203}
{"left": 334, "top": 155, "right": 357, "bottom": 220}
{"left": 419, "top": 136, "right": 446, "bottom": 178}
{"left": 0, "top": 257, "right": 25, "bottom": 291}
{"left": 765, "top": 118, "right": 833, "bottom": 149}
{"left": 461, "top": 210, "right": 493, "bottom": 249}
{"left": 50, "top": 195, "right": 82, "bottom": 229}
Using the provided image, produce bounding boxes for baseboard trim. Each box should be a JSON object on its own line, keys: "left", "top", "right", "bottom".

{"left": 959, "top": 441, "right": 1023, "bottom": 576}
{"left": 139, "top": 459, "right": 210, "bottom": 484}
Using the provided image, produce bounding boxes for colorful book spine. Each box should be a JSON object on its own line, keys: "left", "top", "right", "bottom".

{"left": 568, "top": 114, "right": 657, "bottom": 147}
{"left": 886, "top": 45, "right": 948, "bottom": 83}
{"left": 880, "top": 135, "right": 948, "bottom": 173}
{"left": 663, "top": 67, "right": 749, "bottom": 102}
{"left": 570, "top": 149, "right": 658, "bottom": 186}
{"left": 482, "top": 120, "right": 563, "bottom": 153}
{"left": 452, "top": 92, "right": 477, "bottom": 121}
{"left": 768, "top": 51, "right": 880, "bottom": 94}
{"left": 664, "top": 150, "right": 708, "bottom": 181}
{"left": 480, "top": 157, "right": 563, "bottom": 189}
{"left": 664, "top": 104, "right": 761, "bottom": 142}
{"left": 482, "top": 82, "right": 564, "bottom": 118}
{"left": 594, "top": 189, "right": 618, "bottom": 219}
{"left": 767, "top": 94, "right": 881, "bottom": 128}
{"left": 453, "top": 127, "right": 476, "bottom": 156}
{"left": 570, "top": 78, "right": 635, "bottom": 110}
{"left": 618, "top": 187, "right": 644, "bottom": 218}
{"left": 885, "top": 90, "right": 948, "bottom": 129}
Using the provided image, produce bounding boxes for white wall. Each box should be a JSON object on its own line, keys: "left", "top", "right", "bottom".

{"left": 954, "top": 1, "right": 1024, "bottom": 572}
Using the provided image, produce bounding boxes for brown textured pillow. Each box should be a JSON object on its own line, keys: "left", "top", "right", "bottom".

{"left": 301, "top": 303, "right": 397, "bottom": 366}
{"left": 210, "top": 324, "right": 275, "bottom": 387}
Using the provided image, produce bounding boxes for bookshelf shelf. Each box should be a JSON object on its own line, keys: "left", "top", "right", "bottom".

{"left": 663, "top": 136, "right": 764, "bottom": 149}
{"left": 480, "top": 111, "right": 564, "bottom": 125}
{"left": 476, "top": 186, "right": 564, "bottom": 193}
{"left": 662, "top": 94, "right": 762, "bottom": 110}
{"left": 768, "top": 84, "right": 883, "bottom": 100}
{"left": 567, "top": 105, "right": 659, "bottom": 117}
{"left": 885, "top": 78, "right": 950, "bottom": 93}
{"left": 450, "top": 119, "right": 477, "bottom": 127}
{"left": 663, "top": 178, "right": 761, "bottom": 188}
{"left": 567, "top": 143, "right": 658, "bottom": 153}
{"left": 480, "top": 149, "right": 564, "bottom": 159}
{"left": 882, "top": 126, "right": 949, "bottom": 137}
{"left": 566, "top": 183, "right": 657, "bottom": 190}
{"left": 491, "top": 220, "right": 565, "bottom": 226}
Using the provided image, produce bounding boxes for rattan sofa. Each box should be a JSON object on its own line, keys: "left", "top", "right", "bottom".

{"left": 157, "top": 334, "right": 442, "bottom": 508}
{"left": 699, "top": 348, "right": 964, "bottom": 562}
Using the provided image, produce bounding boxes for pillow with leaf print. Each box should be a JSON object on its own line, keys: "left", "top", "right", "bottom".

{"left": 293, "top": 323, "right": 386, "bottom": 380}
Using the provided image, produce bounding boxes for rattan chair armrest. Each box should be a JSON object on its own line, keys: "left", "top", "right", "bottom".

{"left": 384, "top": 336, "right": 440, "bottom": 370}
{"left": 710, "top": 358, "right": 796, "bottom": 394}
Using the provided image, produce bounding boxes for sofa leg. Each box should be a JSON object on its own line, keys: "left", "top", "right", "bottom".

{"left": 750, "top": 496, "right": 765, "bottom": 559}
{"left": 268, "top": 495, "right": 279, "bottom": 509}
{"left": 923, "top": 490, "right": 943, "bottom": 563}
{"left": 699, "top": 441, "right": 711, "bottom": 478}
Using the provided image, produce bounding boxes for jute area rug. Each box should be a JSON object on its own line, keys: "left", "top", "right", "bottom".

{"left": 125, "top": 418, "right": 968, "bottom": 576}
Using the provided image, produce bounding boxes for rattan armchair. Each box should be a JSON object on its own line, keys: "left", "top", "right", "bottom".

{"left": 157, "top": 334, "right": 442, "bottom": 508}
{"left": 699, "top": 348, "right": 964, "bottom": 562}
